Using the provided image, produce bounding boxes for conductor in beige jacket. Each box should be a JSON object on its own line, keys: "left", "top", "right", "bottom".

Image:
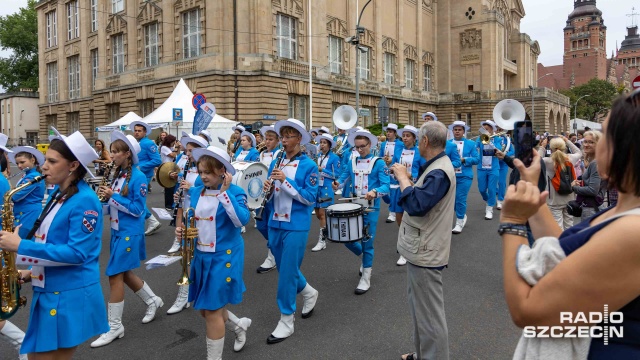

{"left": 391, "top": 121, "right": 456, "bottom": 360}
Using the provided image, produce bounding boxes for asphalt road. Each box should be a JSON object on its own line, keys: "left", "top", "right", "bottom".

{"left": 1, "top": 171, "right": 521, "bottom": 360}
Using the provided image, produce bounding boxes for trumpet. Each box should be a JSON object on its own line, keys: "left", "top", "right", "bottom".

{"left": 256, "top": 141, "right": 267, "bottom": 153}
{"left": 177, "top": 207, "right": 197, "bottom": 286}
{"left": 471, "top": 130, "right": 508, "bottom": 145}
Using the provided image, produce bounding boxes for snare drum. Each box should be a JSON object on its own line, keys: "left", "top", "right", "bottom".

{"left": 231, "top": 161, "right": 268, "bottom": 209}
{"left": 325, "top": 203, "right": 365, "bottom": 243}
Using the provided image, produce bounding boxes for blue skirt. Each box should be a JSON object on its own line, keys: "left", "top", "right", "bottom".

{"left": 15, "top": 208, "right": 41, "bottom": 239}
{"left": 188, "top": 242, "right": 246, "bottom": 311}
{"left": 389, "top": 187, "right": 403, "bottom": 213}
{"left": 21, "top": 282, "right": 108, "bottom": 354}
{"left": 314, "top": 184, "right": 335, "bottom": 209}
{"left": 106, "top": 231, "right": 146, "bottom": 276}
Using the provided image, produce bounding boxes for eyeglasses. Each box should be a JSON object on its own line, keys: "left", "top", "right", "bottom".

{"left": 582, "top": 140, "right": 595, "bottom": 145}
{"left": 354, "top": 144, "right": 369, "bottom": 150}
{"left": 279, "top": 135, "right": 299, "bottom": 140}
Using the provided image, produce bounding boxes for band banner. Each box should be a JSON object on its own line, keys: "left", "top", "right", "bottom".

{"left": 192, "top": 102, "right": 216, "bottom": 134}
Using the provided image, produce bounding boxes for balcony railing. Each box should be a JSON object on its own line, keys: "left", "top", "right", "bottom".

{"left": 175, "top": 59, "right": 197, "bottom": 75}
{"left": 276, "top": 58, "right": 316, "bottom": 78}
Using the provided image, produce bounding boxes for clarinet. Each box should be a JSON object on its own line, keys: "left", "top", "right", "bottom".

{"left": 254, "top": 150, "right": 286, "bottom": 221}
{"left": 171, "top": 161, "right": 191, "bottom": 226}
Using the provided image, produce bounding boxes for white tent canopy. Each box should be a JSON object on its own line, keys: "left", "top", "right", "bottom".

{"left": 97, "top": 78, "right": 237, "bottom": 150}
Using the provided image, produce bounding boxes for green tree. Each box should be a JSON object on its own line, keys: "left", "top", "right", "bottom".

{"left": 562, "top": 79, "right": 618, "bottom": 121}
{"left": 0, "top": 0, "right": 38, "bottom": 92}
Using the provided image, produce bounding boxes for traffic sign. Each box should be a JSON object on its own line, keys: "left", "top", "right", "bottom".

{"left": 633, "top": 75, "right": 640, "bottom": 90}
{"left": 192, "top": 93, "right": 206, "bottom": 109}
{"left": 263, "top": 115, "right": 277, "bottom": 120}
{"left": 359, "top": 108, "right": 371, "bottom": 117}
{"left": 173, "top": 108, "right": 183, "bottom": 122}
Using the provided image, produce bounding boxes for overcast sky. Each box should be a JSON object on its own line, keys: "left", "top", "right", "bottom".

{"left": 0, "top": 0, "right": 636, "bottom": 68}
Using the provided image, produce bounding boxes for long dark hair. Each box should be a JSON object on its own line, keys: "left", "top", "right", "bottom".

{"left": 110, "top": 139, "right": 133, "bottom": 196}
{"left": 48, "top": 139, "right": 87, "bottom": 199}
{"left": 606, "top": 96, "right": 640, "bottom": 196}
{"left": 15, "top": 151, "right": 42, "bottom": 173}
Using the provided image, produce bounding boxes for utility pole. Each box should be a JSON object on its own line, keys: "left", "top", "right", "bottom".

{"left": 347, "top": 0, "right": 372, "bottom": 126}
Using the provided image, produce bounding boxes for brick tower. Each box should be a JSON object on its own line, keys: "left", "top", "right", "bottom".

{"left": 562, "top": 0, "right": 607, "bottom": 87}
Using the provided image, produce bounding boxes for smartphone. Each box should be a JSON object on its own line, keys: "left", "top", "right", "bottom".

{"left": 513, "top": 121, "right": 533, "bottom": 167}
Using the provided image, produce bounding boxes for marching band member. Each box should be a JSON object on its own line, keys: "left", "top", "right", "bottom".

{"left": 310, "top": 133, "right": 340, "bottom": 252}
{"left": 256, "top": 126, "right": 281, "bottom": 274}
{"left": 448, "top": 121, "right": 479, "bottom": 234}
{"left": 422, "top": 113, "right": 461, "bottom": 168}
{"left": 333, "top": 130, "right": 390, "bottom": 294}
{"left": 495, "top": 127, "right": 514, "bottom": 210}
{"left": 198, "top": 129, "right": 213, "bottom": 145}
{"left": 8, "top": 146, "right": 46, "bottom": 238}
{"left": 230, "top": 125, "right": 245, "bottom": 157}
{"left": 129, "top": 120, "right": 162, "bottom": 236}
{"left": 387, "top": 125, "right": 425, "bottom": 266}
{"left": 333, "top": 128, "right": 349, "bottom": 149}
{"left": 160, "top": 135, "right": 178, "bottom": 210}
{"left": 309, "top": 129, "right": 319, "bottom": 144}
{"left": 254, "top": 131, "right": 264, "bottom": 145}
{"left": 475, "top": 120, "right": 505, "bottom": 220}
{"left": 176, "top": 145, "right": 251, "bottom": 359}
{"left": 166, "top": 133, "right": 208, "bottom": 313}
{"left": 234, "top": 131, "right": 259, "bottom": 162}
{"left": 263, "top": 119, "right": 319, "bottom": 344}
{"left": 0, "top": 130, "right": 108, "bottom": 359}
{"left": 91, "top": 131, "right": 163, "bottom": 348}
{"left": 318, "top": 126, "right": 330, "bottom": 135}
{"left": 381, "top": 123, "right": 402, "bottom": 223}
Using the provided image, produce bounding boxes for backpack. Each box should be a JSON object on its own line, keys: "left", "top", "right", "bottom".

{"left": 551, "top": 161, "right": 575, "bottom": 195}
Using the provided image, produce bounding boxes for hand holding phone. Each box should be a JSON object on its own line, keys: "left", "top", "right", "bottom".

{"left": 513, "top": 121, "right": 533, "bottom": 167}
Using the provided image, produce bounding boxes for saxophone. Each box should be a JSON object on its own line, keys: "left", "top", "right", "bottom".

{"left": 97, "top": 163, "right": 115, "bottom": 202}
{"left": 1, "top": 175, "right": 46, "bottom": 319}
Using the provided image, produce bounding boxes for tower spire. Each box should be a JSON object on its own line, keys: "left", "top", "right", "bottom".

{"left": 627, "top": 7, "right": 639, "bottom": 27}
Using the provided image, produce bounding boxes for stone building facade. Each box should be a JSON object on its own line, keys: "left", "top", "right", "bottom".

{"left": 36, "top": 0, "right": 570, "bottom": 140}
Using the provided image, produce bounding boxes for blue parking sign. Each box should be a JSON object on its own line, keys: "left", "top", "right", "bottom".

{"left": 173, "top": 108, "right": 183, "bottom": 122}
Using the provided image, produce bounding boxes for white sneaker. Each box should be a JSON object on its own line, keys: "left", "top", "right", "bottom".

{"left": 396, "top": 255, "right": 407, "bottom": 266}
{"left": 168, "top": 238, "right": 181, "bottom": 253}
{"left": 386, "top": 213, "right": 396, "bottom": 223}
{"left": 497, "top": 201, "right": 503, "bottom": 210}
{"left": 485, "top": 206, "right": 494, "bottom": 220}
{"left": 167, "top": 285, "right": 190, "bottom": 315}
{"left": 145, "top": 215, "right": 161, "bottom": 235}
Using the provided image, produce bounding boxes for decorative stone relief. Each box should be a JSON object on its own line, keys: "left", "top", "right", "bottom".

{"left": 326, "top": 16, "right": 348, "bottom": 38}
{"left": 105, "top": 15, "right": 127, "bottom": 34}
{"left": 404, "top": 44, "right": 418, "bottom": 60}
{"left": 382, "top": 36, "right": 398, "bottom": 54}
{"left": 272, "top": 0, "right": 303, "bottom": 16}
{"left": 422, "top": 0, "right": 432, "bottom": 9}
{"left": 138, "top": 1, "right": 163, "bottom": 23}
{"left": 460, "top": 29, "right": 482, "bottom": 50}
{"left": 422, "top": 50, "right": 435, "bottom": 65}
{"left": 174, "top": 0, "right": 203, "bottom": 11}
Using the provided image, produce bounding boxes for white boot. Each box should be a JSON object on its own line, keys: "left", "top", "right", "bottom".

{"left": 256, "top": 249, "right": 276, "bottom": 274}
{"left": 91, "top": 301, "right": 125, "bottom": 348}
{"left": 355, "top": 268, "right": 372, "bottom": 295}
{"left": 497, "top": 201, "right": 503, "bottom": 210}
{"left": 299, "top": 283, "right": 318, "bottom": 319}
{"left": 396, "top": 255, "right": 407, "bottom": 266}
{"left": 145, "top": 215, "right": 161, "bottom": 235}
{"left": 135, "top": 281, "right": 163, "bottom": 323}
{"left": 167, "top": 285, "right": 190, "bottom": 315}
{"left": 386, "top": 213, "right": 396, "bottom": 223}
{"left": 452, "top": 218, "right": 464, "bottom": 234}
{"left": 311, "top": 229, "right": 326, "bottom": 252}
{"left": 206, "top": 337, "right": 224, "bottom": 360}
{"left": 251, "top": 210, "right": 257, "bottom": 228}
{"left": 241, "top": 226, "right": 246, "bottom": 234}
{"left": 225, "top": 310, "right": 251, "bottom": 352}
{"left": 485, "top": 206, "right": 494, "bottom": 220}
{"left": 266, "top": 314, "right": 294, "bottom": 344}
{"left": 0, "top": 321, "right": 27, "bottom": 360}
{"left": 168, "top": 237, "right": 181, "bottom": 253}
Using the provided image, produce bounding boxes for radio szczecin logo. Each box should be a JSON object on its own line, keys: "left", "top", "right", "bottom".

{"left": 523, "top": 305, "right": 623, "bottom": 344}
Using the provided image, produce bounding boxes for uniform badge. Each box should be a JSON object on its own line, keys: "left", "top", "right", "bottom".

{"left": 383, "top": 167, "right": 391, "bottom": 176}
{"left": 309, "top": 173, "right": 318, "bottom": 186}
{"left": 151, "top": 145, "right": 157, "bottom": 153}
{"left": 140, "top": 183, "right": 148, "bottom": 197}
{"left": 82, "top": 210, "right": 99, "bottom": 234}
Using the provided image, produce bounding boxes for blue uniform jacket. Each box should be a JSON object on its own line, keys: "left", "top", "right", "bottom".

{"left": 234, "top": 147, "right": 260, "bottom": 162}
{"left": 17, "top": 181, "right": 103, "bottom": 292}
{"left": 380, "top": 139, "right": 403, "bottom": 158}
{"left": 391, "top": 144, "right": 426, "bottom": 184}
{"left": 188, "top": 184, "right": 250, "bottom": 247}
{"left": 448, "top": 138, "right": 479, "bottom": 180}
{"left": 476, "top": 136, "right": 505, "bottom": 171}
{"left": 12, "top": 168, "right": 46, "bottom": 211}
{"left": 0, "top": 174, "right": 9, "bottom": 230}
{"left": 318, "top": 151, "right": 341, "bottom": 187}
{"left": 137, "top": 137, "right": 162, "bottom": 178}
{"left": 445, "top": 141, "right": 462, "bottom": 169}
{"left": 498, "top": 136, "right": 515, "bottom": 169}
{"left": 336, "top": 154, "right": 390, "bottom": 210}
{"left": 266, "top": 153, "right": 319, "bottom": 231}
{"left": 105, "top": 168, "right": 147, "bottom": 235}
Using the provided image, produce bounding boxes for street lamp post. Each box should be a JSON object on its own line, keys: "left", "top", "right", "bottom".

{"left": 347, "top": 0, "right": 373, "bottom": 126}
{"left": 573, "top": 94, "right": 591, "bottom": 129}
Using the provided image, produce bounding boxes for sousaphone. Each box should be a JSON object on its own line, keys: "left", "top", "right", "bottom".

{"left": 493, "top": 99, "right": 526, "bottom": 131}
{"left": 156, "top": 162, "right": 180, "bottom": 188}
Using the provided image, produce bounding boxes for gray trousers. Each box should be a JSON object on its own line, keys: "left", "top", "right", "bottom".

{"left": 407, "top": 263, "right": 449, "bottom": 360}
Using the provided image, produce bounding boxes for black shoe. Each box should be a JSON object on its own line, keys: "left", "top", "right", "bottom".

{"left": 354, "top": 288, "right": 368, "bottom": 295}
{"left": 256, "top": 265, "right": 276, "bottom": 274}
{"left": 267, "top": 335, "right": 287, "bottom": 344}
{"left": 385, "top": 218, "right": 394, "bottom": 223}
{"left": 301, "top": 308, "right": 314, "bottom": 319}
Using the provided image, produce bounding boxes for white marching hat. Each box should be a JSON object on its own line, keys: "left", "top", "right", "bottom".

{"left": 448, "top": 120, "right": 470, "bottom": 133}
{"left": 309, "top": 128, "right": 319, "bottom": 135}
{"left": 318, "top": 133, "right": 336, "bottom": 147}
{"left": 481, "top": 120, "right": 497, "bottom": 131}
{"left": 9, "top": 146, "right": 44, "bottom": 166}
{"left": 240, "top": 131, "right": 256, "bottom": 148}
{"left": 50, "top": 127, "right": 99, "bottom": 178}
{"left": 129, "top": 120, "right": 152, "bottom": 134}
{"left": 111, "top": 130, "right": 141, "bottom": 164}
{"left": 383, "top": 123, "right": 399, "bottom": 132}
{"left": 0, "top": 134, "right": 12, "bottom": 153}
{"left": 422, "top": 112, "right": 438, "bottom": 122}
{"left": 199, "top": 130, "right": 213, "bottom": 144}
{"left": 260, "top": 125, "right": 278, "bottom": 137}
{"left": 319, "top": 126, "right": 331, "bottom": 134}
{"left": 192, "top": 146, "right": 236, "bottom": 175}
{"left": 180, "top": 133, "right": 209, "bottom": 149}
{"left": 232, "top": 124, "right": 245, "bottom": 133}
{"left": 348, "top": 129, "right": 378, "bottom": 148}
{"left": 398, "top": 125, "right": 419, "bottom": 138}
{"left": 274, "top": 118, "right": 311, "bottom": 145}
